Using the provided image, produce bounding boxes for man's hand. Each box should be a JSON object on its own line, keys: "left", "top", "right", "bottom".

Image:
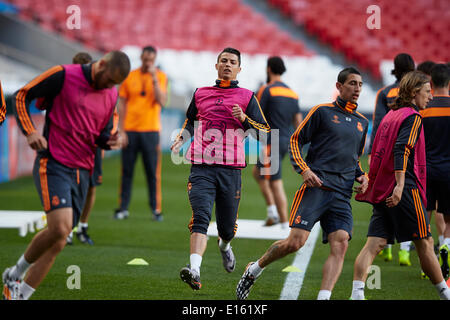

{"left": 119, "top": 130, "right": 128, "bottom": 148}
{"left": 386, "top": 184, "right": 403, "bottom": 207}
{"left": 26, "top": 131, "right": 48, "bottom": 151}
{"left": 301, "top": 168, "right": 323, "bottom": 188}
{"left": 171, "top": 137, "right": 183, "bottom": 154}
{"left": 107, "top": 131, "right": 122, "bottom": 150}
{"left": 354, "top": 175, "right": 369, "bottom": 194}
{"left": 148, "top": 65, "right": 157, "bottom": 78}
{"left": 232, "top": 104, "right": 246, "bottom": 123}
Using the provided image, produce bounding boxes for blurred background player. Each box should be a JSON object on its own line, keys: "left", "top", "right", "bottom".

{"left": 253, "top": 56, "right": 303, "bottom": 228}
{"left": 171, "top": 47, "right": 270, "bottom": 291}
{"left": 115, "top": 46, "right": 168, "bottom": 221}
{"left": 417, "top": 61, "right": 437, "bottom": 80}
{"left": 368, "top": 53, "right": 415, "bottom": 265}
{"left": 237, "top": 67, "right": 369, "bottom": 300}
{"left": 416, "top": 60, "right": 446, "bottom": 256}
{"left": 351, "top": 71, "right": 450, "bottom": 300}
{"left": 0, "top": 80, "right": 5, "bottom": 125}
{"left": 421, "top": 63, "right": 450, "bottom": 279}
{"left": 2, "top": 51, "right": 130, "bottom": 300}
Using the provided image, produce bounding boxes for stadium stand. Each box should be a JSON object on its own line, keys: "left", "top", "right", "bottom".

{"left": 6, "top": 0, "right": 313, "bottom": 57}
{"left": 2, "top": 0, "right": 378, "bottom": 112}
{"left": 268, "top": 0, "right": 450, "bottom": 80}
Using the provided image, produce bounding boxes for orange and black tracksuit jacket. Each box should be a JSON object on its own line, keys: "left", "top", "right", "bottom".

{"left": 368, "top": 82, "right": 399, "bottom": 154}
{"left": 393, "top": 107, "right": 423, "bottom": 188}
{"left": 13, "top": 63, "right": 114, "bottom": 150}
{"left": 421, "top": 95, "right": 450, "bottom": 180}
{"left": 289, "top": 97, "right": 368, "bottom": 197}
{"left": 0, "top": 81, "right": 6, "bottom": 125}
{"left": 257, "top": 81, "right": 301, "bottom": 144}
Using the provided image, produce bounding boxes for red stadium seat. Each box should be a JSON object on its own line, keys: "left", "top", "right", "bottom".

{"left": 269, "top": 0, "right": 449, "bottom": 78}
{"left": 6, "top": 0, "right": 314, "bottom": 59}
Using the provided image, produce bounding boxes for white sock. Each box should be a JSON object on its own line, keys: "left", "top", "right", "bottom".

{"left": 79, "top": 222, "right": 88, "bottom": 229}
{"left": 435, "top": 280, "right": 450, "bottom": 300}
{"left": 439, "top": 235, "right": 444, "bottom": 247}
{"left": 248, "top": 260, "right": 264, "bottom": 277}
{"left": 18, "top": 281, "right": 35, "bottom": 300}
{"left": 351, "top": 280, "right": 365, "bottom": 300}
{"left": 189, "top": 254, "right": 202, "bottom": 275}
{"left": 281, "top": 222, "right": 289, "bottom": 229}
{"left": 400, "top": 241, "right": 411, "bottom": 251}
{"left": 218, "top": 238, "right": 231, "bottom": 252}
{"left": 267, "top": 205, "right": 278, "bottom": 219}
{"left": 317, "top": 290, "right": 332, "bottom": 300}
{"left": 10, "top": 255, "right": 31, "bottom": 280}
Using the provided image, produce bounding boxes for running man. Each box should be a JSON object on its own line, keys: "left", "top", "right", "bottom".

{"left": 2, "top": 51, "right": 130, "bottom": 300}
{"left": 369, "top": 53, "right": 415, "bottom": 265}
{"left": 253, "top": 56, "right": 303, "bottom": 228}
{"left": 171, "top": 47, "right": 270, "bottom": 290}
{"left": 421, "top": 64, "right": 450, "bottom": 279}
{"left": 115, "top": 46, "right": 168, "bottom": 221}
{"left": 237, "top": 67, "right": 369, "bottom": 300}
{"left": 351, "top": 70, "right": 450, "bottom": 300}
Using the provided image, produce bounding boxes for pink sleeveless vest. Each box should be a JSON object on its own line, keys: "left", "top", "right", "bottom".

{"left": 49, "top": 64, "right": 117, "bottom": 170}
{"left": 356, "top": 107, "right": 427, "bottom": 205}
{"left": 186, "top": 86, "right": 253, "bottom": 167}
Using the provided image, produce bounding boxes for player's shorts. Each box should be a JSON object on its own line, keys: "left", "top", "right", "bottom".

{"left": 187, "top": 164, "right": 241, "bottom": 241}
{"left": 289, "top": 185, "right": 353, "bottom": 244}
{"left": 33, "top": 153, "right": 90, "bottom": 229}
{"left": 367, "top": 187, "right": 431, "bottom": 244}
{"left": 426, "top": 179, "right": 450, "bottom": 215}
{"left": 90, "top": 148, "right": 103, "bottom": 187}
{"left": 256, "top": 140, "right": 289, "bottom": 181}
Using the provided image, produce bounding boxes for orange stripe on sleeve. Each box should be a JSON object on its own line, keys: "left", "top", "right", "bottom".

{"left": 16, "top": 65, "right": 64, "bottom": 135}
{"left": 0, "top": 81, "right": 6, "bottom": 123}
{"left": 290, "top": 104, "right": 326, "bottom": 172}
{"left": 406, "top": 116, "right": 420, "bottom": 148}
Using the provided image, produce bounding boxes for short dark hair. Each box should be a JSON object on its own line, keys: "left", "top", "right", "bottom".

{"left": 217, "top": 47, "right": 241, "bottom": 66}
{"left": 337, "top": 67, "right": 361, "bottom": 84}
{"left": 391, "top": 53, "right": 415, "bottom": 82}
{"left": 431, "top": 64, "right": 450, "bottom": 88}
{"left": 142, "top": 46, "right": 157, "bottom": 55}
{"left": 72, "top": 52, "right": 92, "bottom": 64}
{"left": 417, "top": 60, "right": 436, "bottom": 76}
{"left": 267, "top": 56, "right": 286, "bottom": 75}
{"left": 104, "top": 50, "right": 131, "bottom": 79}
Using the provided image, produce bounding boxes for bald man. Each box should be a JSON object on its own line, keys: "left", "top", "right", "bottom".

{"left": 2, "top": 51, "right": 130, "bottom": 300}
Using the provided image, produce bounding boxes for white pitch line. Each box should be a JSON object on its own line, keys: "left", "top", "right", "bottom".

{"left": 279, "top": 223, "right": 320, "bottom": 300}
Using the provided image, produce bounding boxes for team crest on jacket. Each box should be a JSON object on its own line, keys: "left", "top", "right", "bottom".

{"left": 357, "top": 121, "right": 363, "bottom": 132}
{"left": 331, "top": 115, "right": 340, "bottom": 124}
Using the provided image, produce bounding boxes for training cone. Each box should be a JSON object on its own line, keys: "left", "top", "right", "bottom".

{"left": 127, "top": 258, "right": 149, "bottom": 265}
{"left": 282, "top": 265, "right": 302, "bottom": 273}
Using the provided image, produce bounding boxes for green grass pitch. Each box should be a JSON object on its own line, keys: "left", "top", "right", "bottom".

{"left": 0, "top": 154, "right": 441, "bottom": 300}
